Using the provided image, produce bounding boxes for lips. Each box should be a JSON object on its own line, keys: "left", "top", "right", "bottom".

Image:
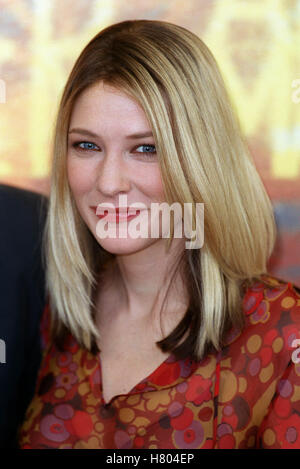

{"left": 91, "top": 206, "right": 140, "bottom": 215}
{"left": 90, "top": 206, "right": 142, "bottom": 222}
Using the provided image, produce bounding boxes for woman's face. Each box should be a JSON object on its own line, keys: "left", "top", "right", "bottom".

{"left": 67, "top": 81, "right": 170, "bottom": 255}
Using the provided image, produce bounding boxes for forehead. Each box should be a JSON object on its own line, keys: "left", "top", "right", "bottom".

{"left": 69, "top": 82, "right": 151, "bottom": 129}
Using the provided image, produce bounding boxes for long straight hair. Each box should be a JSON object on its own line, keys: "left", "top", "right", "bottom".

{"left": 44, "top": 19, "right": 276, "bottom": 360}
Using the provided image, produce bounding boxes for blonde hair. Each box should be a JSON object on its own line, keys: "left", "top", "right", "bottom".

{"left": 45, "top": 19, "right": 276, "bottom": 360}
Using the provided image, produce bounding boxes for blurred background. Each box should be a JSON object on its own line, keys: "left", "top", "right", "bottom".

{"left": 0, "top": 0, "right": 299, "bottom": 285}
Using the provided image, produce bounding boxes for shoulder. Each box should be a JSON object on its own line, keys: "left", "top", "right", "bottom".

{"left": 40, "top": 302, "right": 80, "bottom": 356}
{"left": 243, "top": 274, "right": 300, "bottom": 319}
{"left": 0, "top": 184, "right": 48, "bottom": 263}
{"left": 0, "top": 183, "right": 48, "bottom": 214}
{"left": 241, "top": 274, "right": 300, "bottom": 354}
{"left": 0, "top": 184, "right": 48, "bottom": 242}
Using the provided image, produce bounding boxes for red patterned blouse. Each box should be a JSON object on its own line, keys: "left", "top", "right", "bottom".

{"left": 19, "top": 275, "right": 300, "bottom": 449}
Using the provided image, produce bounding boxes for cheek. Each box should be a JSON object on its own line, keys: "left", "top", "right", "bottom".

{"left": 67, "top": 157, "right": 94, "bottom": 196}
{"left": 147, "top": 172, "right": 165, "bottom": 201}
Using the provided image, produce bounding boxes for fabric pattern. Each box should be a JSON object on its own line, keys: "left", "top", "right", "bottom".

{"left": 19, "top": 275, "right": 300, "bottom": 449}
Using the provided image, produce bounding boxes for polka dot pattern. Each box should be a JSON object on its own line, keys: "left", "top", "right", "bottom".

{"left": 19, "top": 276, "right": 300, "bottom": 449}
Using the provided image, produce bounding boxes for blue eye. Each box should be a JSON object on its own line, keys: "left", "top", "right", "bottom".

{"left": 72, "top": 141, "right": 99, "bottom": 151}
{"left": 70, "top": 141, "right": 157, "bottom": 159}
{"left": 135, "top": 144, "right": 156, "bottom": 155}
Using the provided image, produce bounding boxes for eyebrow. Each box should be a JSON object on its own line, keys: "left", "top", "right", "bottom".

{"left": 68, "top": 127, "right": 153, "bottom": 139}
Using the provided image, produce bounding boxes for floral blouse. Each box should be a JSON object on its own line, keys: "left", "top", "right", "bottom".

{"left": 19, "top": 275, "right": 300, "bottom": 449}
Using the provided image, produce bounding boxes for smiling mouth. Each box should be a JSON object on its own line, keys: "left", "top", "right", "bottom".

{"left": 90, "top": 206, "right": 142, "bottom": 222}
{"left": 91, "top": 206, "right": 142, "bottom": 214}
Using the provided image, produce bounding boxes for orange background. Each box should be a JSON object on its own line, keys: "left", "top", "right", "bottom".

{"left": 0, "top": 0, "right": 299, "bottom": 284}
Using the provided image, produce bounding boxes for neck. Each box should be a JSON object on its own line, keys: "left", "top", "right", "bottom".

{"left": 98, "top": 238, "right": 189, "bottom": 323}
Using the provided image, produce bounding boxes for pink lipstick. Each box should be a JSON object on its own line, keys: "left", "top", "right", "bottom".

{"left": 90, "top": 206, "right": 141, "bottom": 223}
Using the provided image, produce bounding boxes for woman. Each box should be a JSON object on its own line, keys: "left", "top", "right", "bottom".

{"left": 19, "top": 19, "right": 300, "bottom": 449}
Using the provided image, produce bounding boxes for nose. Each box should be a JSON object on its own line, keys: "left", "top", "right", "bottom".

{"left": 96, "top": 150, "right": 131, "bottom": 197}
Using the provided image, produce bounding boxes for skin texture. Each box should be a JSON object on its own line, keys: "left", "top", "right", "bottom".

{"left": 67, "top": 81, "right": 188, "bottom": 326}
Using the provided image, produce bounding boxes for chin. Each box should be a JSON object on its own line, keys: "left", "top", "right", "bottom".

{"left": 94, "top": 236, "right": 159, "bottom": 256}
